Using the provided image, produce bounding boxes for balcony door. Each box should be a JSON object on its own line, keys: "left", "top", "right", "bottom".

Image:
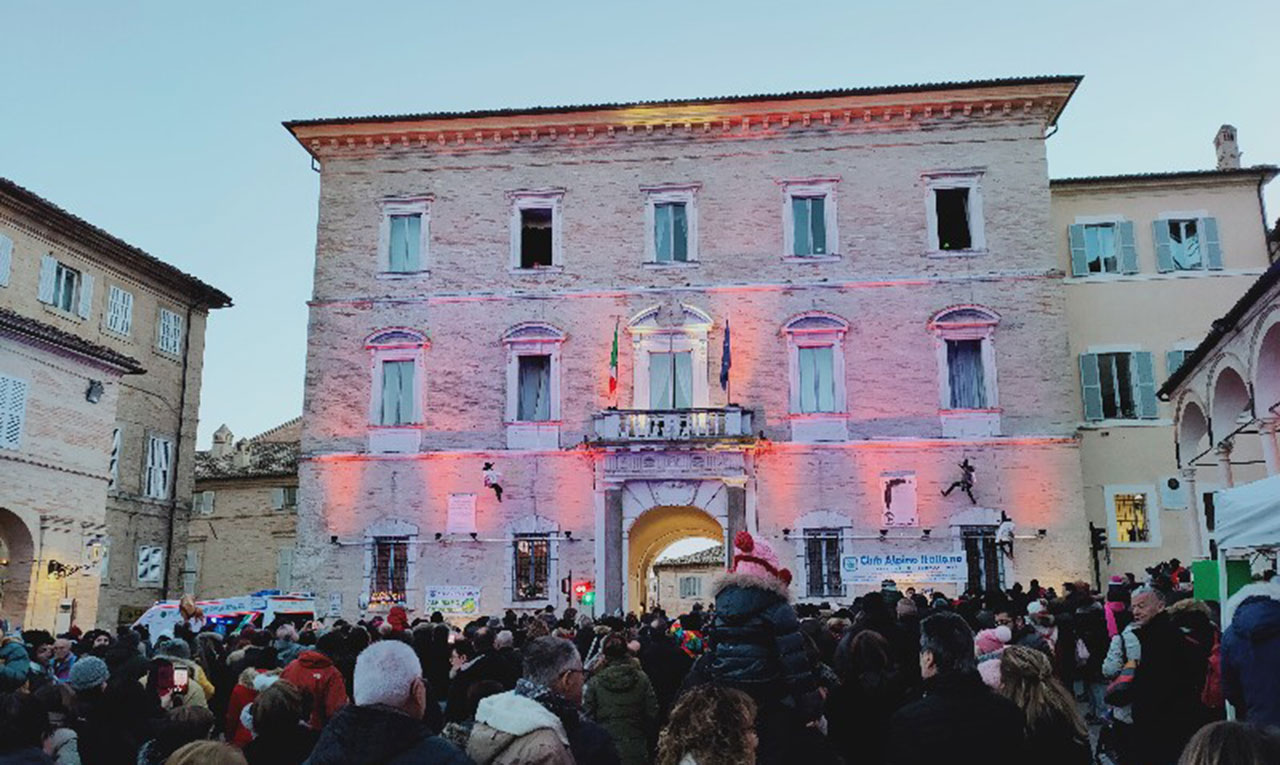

{"left": 649, "top": 351, "right": 693, "bottom": 409}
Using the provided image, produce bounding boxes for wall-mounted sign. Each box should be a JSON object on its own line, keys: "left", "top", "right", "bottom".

{"left": 880, "top": 472, "right": 918, "bottom": 527}
{"left": 327, "top": 592, "right": 342, "bottom": 618}
{"left": 425, "top": 585, "right": 481, "bottom": 615}
{"left": 841, "top": 551, "right": 967, "bottom": 584}
{"left": 447, "top": 493, "right": 477, "bottom": 534}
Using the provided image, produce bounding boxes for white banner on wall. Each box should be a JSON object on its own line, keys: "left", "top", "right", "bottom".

{"left": 425, "top": 585, "right": 481, "bottom": 615}
{"left": 447, "top": 493, "right": 478, "bottom": 534}
{"left": 879, "top": 472, "right": 918, "bottom": 527}
{"left": 841, "top": 551, "right": 967, "bottom": 584}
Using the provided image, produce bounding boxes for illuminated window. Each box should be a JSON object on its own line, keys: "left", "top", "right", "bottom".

{"left": 804, "top": 528, "right": 842, "bottom": 599}
{"left": 1113, "top": 493, "right": 1151, "bottom": 544}
{"left": 513, "top": 534, "right": 550, "bottom": 601}
{"left": 371, "top": 537, "right": 408, "bottom": 605}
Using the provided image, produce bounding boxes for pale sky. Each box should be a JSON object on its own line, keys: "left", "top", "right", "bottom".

{"left": 3, "top": 1, "right": 1277, "bottom": 447}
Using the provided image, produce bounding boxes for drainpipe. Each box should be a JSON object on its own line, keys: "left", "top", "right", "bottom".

{"left": 160, "top": 303, "right": 195, "bottom": 601}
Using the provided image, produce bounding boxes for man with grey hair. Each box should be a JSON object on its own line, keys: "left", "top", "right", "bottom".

{"left": 468, "top": 636, "right": 619, "bottom": 765}
{"left": 1130, "top": 585, "right": 1210, "bottom": 765}
{"left": 304, "top": 640, "right": 468, "bottom": 765}
{"left": 886, "top": 612, "right": 1024, "bottom": 765}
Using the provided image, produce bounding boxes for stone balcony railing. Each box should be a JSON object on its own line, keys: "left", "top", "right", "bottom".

{"left": 592, "top": 406, "right": 755, "bottom": 445}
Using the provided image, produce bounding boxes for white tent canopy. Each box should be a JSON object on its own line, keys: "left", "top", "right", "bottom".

{"left": 1215, "top": 474, "right": 1280, "bottom": 551}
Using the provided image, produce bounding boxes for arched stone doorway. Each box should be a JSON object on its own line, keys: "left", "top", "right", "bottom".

{"left": 626, "top": 506, "right": 722, "bottom": 614}
{"left": 0, "top": 508, "right": 36, "bottom": 628}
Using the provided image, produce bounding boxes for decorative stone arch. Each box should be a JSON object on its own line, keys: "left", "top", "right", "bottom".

{"left": 1249, "top": 307, "right": 1280, "bottom": 417}
{"left": 927, "top": 304, "right": 1003, "bottom": 332}
{"left": 791, "top": 509, "right": 854, "bottom": 603}
{"left": 627, "top": 303, "right": 715, "bottom": 409}
{"left": 1208, "top": 358, "right": 1251, "bottom": 443}
{"left": 0, "top": 507, "right": 38, "bottom": 628}
{"left": 364, "top": 327, "right": 430, "bottom": 350}
{"left": 504, "top": 515, "right": 560, "bottom": 609}
{"left": 361, "top": 518, "right": 419, "bottom": 612}
{"left": 625, "top": 504, "right": 723, "bottom": 613}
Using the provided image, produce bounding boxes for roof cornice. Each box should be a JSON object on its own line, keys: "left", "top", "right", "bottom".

{"left": 1051, "top": 166, "right": 1278, "bottom": 191}
{"left": 285, "top": 76, "right": 1081, "bottom": 159}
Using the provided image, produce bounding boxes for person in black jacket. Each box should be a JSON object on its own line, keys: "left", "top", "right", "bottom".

{"left": 887, "top": 611, "right": 1025, "bottom": 765}
{"left": 827, "top": 629, "right": 908, "bottom": 765}
{"left": 444, "top": 626, "right": 517, "bottom": 723}
{"left": 304, "top": 641, "right": 468, "bottom": 765}
{"left": 243, "top": 681, "right": 318, "bottom": 765}
{"left": 1129, "top": 587, "right": 1211, "bottom": 765}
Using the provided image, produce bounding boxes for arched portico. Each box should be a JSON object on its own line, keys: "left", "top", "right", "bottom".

{"left": 626, "top": 505, "right": 723, "bottom": 614}
{"left": 0, "top": 508, "right": 36, "bottom": 628}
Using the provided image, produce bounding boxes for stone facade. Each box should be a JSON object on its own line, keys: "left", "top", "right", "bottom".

{"left": 287, "top": 77, "right": 1092, "bottom": 620}
{"left": 1050, "top": 152, "right": 1276, "bottom": 579}
{"left": 652, "top": 546, "right": 722, "bottom": 616}
{"left": 0, "top": 178, "right": 230, "bottom": 629}
{"left": 189, "top": 420, "right": 300, "bottom": 599}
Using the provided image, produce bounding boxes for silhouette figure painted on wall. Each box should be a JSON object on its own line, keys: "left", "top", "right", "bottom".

{"left": 941, "top": 458, "right": 976, "bottom": 504}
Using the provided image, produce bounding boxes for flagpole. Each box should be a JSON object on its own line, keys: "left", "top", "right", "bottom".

{"left": 727, "top": 317, "right": 732, "bottom": 407}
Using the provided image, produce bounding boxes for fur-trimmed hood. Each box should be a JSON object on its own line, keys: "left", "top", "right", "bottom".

{"left": 712, "top": 569, "right": 791, "bottom": 601}
{"left": 473, "top": 690, "right": 569, "bottom": 745}
{"left": 1225, "top": 581, "right": 1280, "bottom": 632}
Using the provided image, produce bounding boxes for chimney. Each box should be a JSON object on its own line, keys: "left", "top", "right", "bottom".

{"left": 210, "top": 424, "right": 234, "bottom": 458}
{"left": 232, "top": 438, "right": 252, "bottom": 469}
{"left": 1215, "top": 124, "right": 1241, "bottom": 170}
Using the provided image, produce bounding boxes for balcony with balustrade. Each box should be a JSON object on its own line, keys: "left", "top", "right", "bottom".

{"left": 591, "top": 406, "right": 755, "bottom": 446}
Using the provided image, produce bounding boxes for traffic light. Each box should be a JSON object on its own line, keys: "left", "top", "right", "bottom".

{"left": 1090, "top": 523, "right": 1108, "bottom": 551}
{"left": 573, "top": 581, "right": 595, "bottom": 605}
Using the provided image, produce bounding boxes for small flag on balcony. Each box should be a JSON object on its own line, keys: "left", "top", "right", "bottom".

{"left": 720, "top": 318, "right": 732, "bottom": 391}
{"left": 608, "top": 318, "right": 619, "bottom": 396}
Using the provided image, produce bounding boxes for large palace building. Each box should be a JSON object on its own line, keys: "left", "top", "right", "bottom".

{"left": 284, "top": 76, "right": 1093, "bottom": 618}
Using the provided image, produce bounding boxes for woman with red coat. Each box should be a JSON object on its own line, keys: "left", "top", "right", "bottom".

{"left": 279, "top": 631, "right": 348, "bottom": 731}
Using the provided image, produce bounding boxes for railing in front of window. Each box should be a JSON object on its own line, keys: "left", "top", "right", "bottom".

{"left": 592, "top": 406, "right": 754, "bottom": 444}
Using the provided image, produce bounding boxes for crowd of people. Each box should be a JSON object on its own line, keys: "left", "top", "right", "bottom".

{"left": 2, "top": 536, "right": 1279, "bottom": 765}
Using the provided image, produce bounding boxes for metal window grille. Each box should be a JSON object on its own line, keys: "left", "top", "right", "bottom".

{"left": 513, "top": 534, "right": 550, "bottom": 601}
{"left": 805, "top": 529, "right": 842, "bottom": 598}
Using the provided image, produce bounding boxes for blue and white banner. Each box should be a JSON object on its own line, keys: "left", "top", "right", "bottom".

{"left": 841, "top": 551, "right": 968, "bottom": 584}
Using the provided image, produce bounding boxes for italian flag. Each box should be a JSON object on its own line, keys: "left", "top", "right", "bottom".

{"left": 608, "top": 319, "right": 619, "bottom": 396}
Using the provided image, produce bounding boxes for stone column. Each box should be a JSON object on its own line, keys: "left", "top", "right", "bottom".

{"left": 602, "top": 486, "right": 624, "bottom": 614}
{"left": 1258, "top": 418, "right": 1280, "bottom": 477}
{"left": 1181, "top": 467, "right": 1207, "bottom": 559}
{"left": 1216, "top": 441, "right": 1235, "bottom": 488}
{"left": 724, "top": 477, "right": 748, "bottom": 567}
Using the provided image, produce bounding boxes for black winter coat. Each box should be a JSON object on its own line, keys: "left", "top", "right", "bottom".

{"left": 826, "top": 669, "right": 908, "bottom": 765}
{"left": 886, "top": 671, "right": 1025, "bottom": 765}
{"left": 1131, "top": 611, "right": 1212, "bottom": 765}
{"left": 244, "top": 724, "right": 320, "bottom": 765}
{"left": 696, "top": 573, "right": 822, "bottom": 722}
{"left": 303, "top": 704, "right": 469, "bottom": 765}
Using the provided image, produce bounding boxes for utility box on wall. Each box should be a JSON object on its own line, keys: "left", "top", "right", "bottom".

{"left": 55, "top": 598, "right": 75, "bottom": 634}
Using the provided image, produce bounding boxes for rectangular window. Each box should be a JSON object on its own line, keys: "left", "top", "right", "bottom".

{"left": 0, "top": 374, "right": 29, "bottom": 451}
{"left": 53, "top": 262, "right": 80, "bottom": 313}
{"left": 108, "top": 427, "right": 121, "bottom": 488}
{"left": 1081, "top": 351, "right": 1157, "bottom": 421}
{"left": 271, "top": 486, "right": 298, "bottom": 511}
{"left": 1098, "top": 352, "right": 1136, "bottom": 419}
{"left": 388, "top": 214, "right": 422, "bottom": 273}
{"left": 963, "top": 527, "right": 1004, "bottom": 594}
{"left": 946, "top": 339, "right": 987, "bottom": 409}
{"left": 144, "top": 435, "right": 173, "bottom": 499}
{"left": 1113, "top": 492, "right": 1151, "bottom": 544}
{"left": 679, "top": 576, "right": 702, "bottom": 599}
{"left": 136, "top": 545, "right": 165, "bottom": 585}
{"left": 379, "top": 360, "right": 416, "bottom": 426}
{"left": 1083, "top": 223, "right": 1119, "bottom": 274}
{"left": 193, "top": 490, "right": 215, "bottom": 515}
{"left": 797, "top": 346, "right": 836, "bottom": 413}
{"left": 654, "top": 202, "right": 689, "bottom": 263}
{"left": 934, "top": 188, "right": 972, "bottom": 251}
{"left": 276, "top": 548, "right": 294, "bottom": 592}
{"left": 157, "top": 309, "right": 183, "bottom": 355}
{"left": 513, "top": 534, "right": 550, "bottom": 601}
{"left": 805, "top": 529, "right": 842, "bottom": 598}
{"left": 371, "top": 537, "right": 409, "bottom": 604}
{"left": 791, "top": 196, "right": 827, "bottom": 256}
{"left": 519, "top": 208, "right": 554, "bottom": 269}
{"left": 106, "top": 286, "right": 134, "bottom": 336}
{"left": 516, "top": 354, "right": 552, "bottom": 421}
{"left": 1168, "top": 219, "right": 1202, "bottom": 270}
{"left": 649, "top": 351, "right": 693, "bottom": 409}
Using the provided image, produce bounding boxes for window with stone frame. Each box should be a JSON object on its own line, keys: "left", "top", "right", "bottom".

{"left": 679, "top": 575, "right": 702, "bottom": 599}
{"left": 804, "top": 528, "right": 843, "bottom": 599}
{"left": 643, "top": 184, "right": 699, "bottom": 265}
{"left": 371, "top": 537, "right": 409, "bottom": 605}
{"left": 1113, "top": 492, "right": 1151, "bottom": 544}
{"left": 781, "top": 178, "right": 840, "bottom": 259}
{"left": 379, "top": 197, "right": 431, "bottom": 275}
{"left": 509, "top": 190, "right": 564, "bottom": 270}
{"left": 513, "top": 533, "right": 550, "bottom": 601}
{"left": 923, "top": 172, "right": 985, "bottom": 254}
{"left": 1080, "top": 351, "right": 1158, "bottom": 421}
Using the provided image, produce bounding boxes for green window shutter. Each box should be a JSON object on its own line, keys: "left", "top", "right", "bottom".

{"left": 37, "top": 254, "right": 57, "bottom": 303}
{"left": 792, "top": 197, "right": 811, "bottom": 255}
{"left": 403, "top": 214, "right": 421, "bottom": 271}
{"left": 1068, "top": 224, "right": 1089, "bottom": 276}
{"left": 810, "top": 197, "right": 827, "bottom": 255}
{"left": 654, "top": 205, "right": 671, "bottom": 262}
{"left": 672, "top": 203, "right": 688, "bottom": 262}
{"left": 1079, "top": 354, "right": 1104, "bottom": 421}
{"left": 1153, "top": 220, "right": 1175, "bottom": 273}
{"left": 1117, "top": 221, "right": 1139, "bottom": 274}
{"left": 1202, "top": 217, "right": 1223, "bottom": 270}
{"left": 1132, "top": 352, "right": 1159, "bottom": 419}
{"left": 1166, "top": 350, "right": 1187, "bottom": 379}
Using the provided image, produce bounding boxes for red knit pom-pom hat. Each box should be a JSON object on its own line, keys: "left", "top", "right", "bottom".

{"left": 730, "top": 530, "right": 792, "bottom": 586}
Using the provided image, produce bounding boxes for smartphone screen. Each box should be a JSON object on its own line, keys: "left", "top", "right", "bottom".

{"left": 173, "top": 666, "right": 189, "bottom": 693}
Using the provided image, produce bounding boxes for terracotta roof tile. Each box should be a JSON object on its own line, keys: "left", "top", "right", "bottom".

{"left": 0, "top": 307, "right": 144, "bottom": 373}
